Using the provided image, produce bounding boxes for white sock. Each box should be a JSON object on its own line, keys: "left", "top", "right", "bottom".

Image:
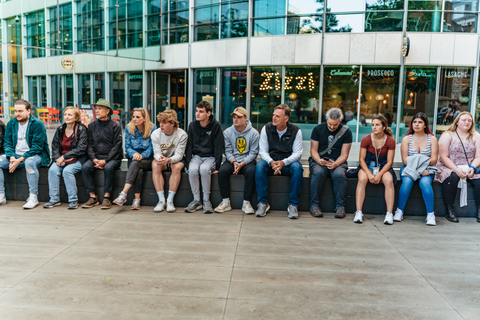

{"left": 157, "top": 191, "right": 165, "bottom": 202}
{"left": 387, "top": 212, "right": 392, "bottom": 215}
{"left": 167, "top": 190, "right": 176, "bottom": 202}
{"left": 223, "top": 198, "right": 230, "bottom": 203}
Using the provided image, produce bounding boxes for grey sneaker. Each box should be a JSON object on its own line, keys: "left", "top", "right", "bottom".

{"left": 131, "top": 199, "right": 141, "bottom": 210}
{"left": 310, "top": 205, "right": 323, "bottom": 217}
{"left": 287, "top": 204, "right": 299, "bottom": 219}
{"left": 185, "top": 200, "right": 202, "bottom": 213}
{"left": 113, "top": 192, "right": 127, "bottom": 206}
{"left": 335, "top": 206, "right": 346, "bottom": 219}
{"left": 203, "top": 200, "right": 213, "bottom": 214}
{"left": 255, "top": 203, "right": 270, "bottom": 217}
{"left": 43, "top": 201, "right": 61, "bottom": 208}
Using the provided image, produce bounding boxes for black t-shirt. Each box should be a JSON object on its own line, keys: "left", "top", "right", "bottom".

{"left": 310, "top": 123, "right": 353, "bottom": 161}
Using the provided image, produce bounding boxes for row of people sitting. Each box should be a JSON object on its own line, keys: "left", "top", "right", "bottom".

{"left": 0, "top": 100, "right": 479, "bottom": 226}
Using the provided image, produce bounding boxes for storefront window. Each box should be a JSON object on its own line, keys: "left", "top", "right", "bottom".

{"left": 7, "top": 16, "right": 22, "bottom": 104}
{"left": 402, "top": 67, "right": 437, "bottom": 136}
{"left": 250, "top": 67, "right": 282, "bottom": 131}
{"left": 25, "top": 10, "right": 45, "bottom": 58}
{"left": 360, "top": 67, "right": 400, "bottom": 140}
{"left": 129, "top": 72, "right": 143, "bottom": 110}
{"left": 194, "top": 69, "right": 217, "bottom": 115}
{"left": 77, "top": 0, "right": 105, "bottom": 52}
{"left": 28, "top": 77, "right": 39, "bottom": 111}
{"left": 94, "top": 73, "right": 105, "bottom": 102}
{"left": 323, "top": 66, "right": 360, "bottom": 141}
{"left": 49, "top": 3, "right": 73, "bottom": 56}
{"left": 51, "top": 75, "right": 63, "bottom": 111}
{"left": 66, "top": 75, "right": 74, "bottom": 108}
{"left": 284, "top": 66, "right": 320, "bottom": 125}
{"left": 436, "top": 67, "right": 473, "bottom": 136}
{"left": 78, "top": 74, "right": 91, "bottom": 105}
{"left": 220, "top": 68, "right": 247, "bottom": 129}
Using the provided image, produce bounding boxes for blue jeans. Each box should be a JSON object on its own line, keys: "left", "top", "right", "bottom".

{"left": 309, "top": 159, "right": 348, "bottom": 208}
{"left": 0, "top": 154, "right": 42, "bottom": 195}
{"left": 48, "top": 162, "right": 82, "bottom": 203}
{"left": 255, "top": 160, "right": 303, "bottom": 206}
{"left": 398, "top": 166, "right": 435, "bottom": 213}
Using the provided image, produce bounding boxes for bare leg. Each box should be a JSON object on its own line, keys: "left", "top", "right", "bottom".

{"left": 169, "top": 162, "right": 185, "bottom": 192}
{"left": 122, "top": 183, "right": 132, "bottom": 194}
{"left": 356, "top": 169, "right": 369, "bottom": 211}
{"left": 152, "top": 160, "right": 166, "bottom": 192}
{"left": 382, "top": 172, "right": 395, "bottom": 213}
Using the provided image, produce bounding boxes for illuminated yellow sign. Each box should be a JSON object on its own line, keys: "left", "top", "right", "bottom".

{"left": 61, "top": 57, "right": 73, "bottom": 69}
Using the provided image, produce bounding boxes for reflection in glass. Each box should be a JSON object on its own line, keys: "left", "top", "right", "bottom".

{"left": 445, "top": 0, "right": 478, "bottom": 11}
{"left": 360, "top": 67, "right": 400, "bottom": 140}
{"left": 51, "top": 75, "right": 62, "bottom": 112}
{"left": 7, "top": 17, "right": 22, "bottom": 105}
{"left": 287, "top": 15, "right": 322, "bottom": 34}
{"left": 365, "top": 11, "right": 403, "bottom": 31}
{"left": 25, "top": 10, "right": 45, "bottom": 58}
{"left": 284, "top": 66, "right": 320, "bottom": 129}
{"left": 253, "top": 0, "right": 285, "bottom": 36}
{"left": 323, "top": 67, "right": 360, "bottom": 141}
{"left": 77, "top": 0, "right": 105, "bottom": 52}
{"left": 408, "top": 0, "right": 442, "bottom": 10}
{"left": 162, "top": 0, "right": 189, "bottom": 44}
{"left": 250, "top": 67, "right": 282, "bottom": 131}
{"left": 407, "top": 11, "right": 441, "bottom": 32}
{"left": 111, "top": 72, "right": 125, "bottom": 123}
{"left": 443, "top": 12, "right": 477, "bottom": 32}
{"left": 194, "top": 69, "right": 217, "bottom": 115}
{"left": 109, "top": 0, "right": 143, "bottom": 49}
{"left": 66, "top": 75, "right": 74, "bottom": 109}
{"left": 129, "top": 72, "right": 143, "bottom": 112}
{"left": 49, "top": 3, "right": 73, "bottom": 56}
{"left": 402, "top": 67, "right": 437, "bottom": 137}
{"left": 254, "top": 0, "right": 285, "bottom": 18}
{"left": 94, "top": 73, "right": 105, "bottom": 102}
{"left": 366, "top": 0, "right": 404, "bottom": 10}
{"left": 28, "top": 77, "right": 39, "bottom": 111}
{"left": 253, "top": 17, "right": 285, "bottom": 36}
{"left": 436, "top": 68, "right": 472, "bottom": 136}
{"left": 326, "top": 14, "right": 362, "bottom": 32}
{"left": 221, "top": 1, "right": 248, "bottom": 38}
{"left": 147, "top": 0, "right": 161, "bottom": 46}
{"left": 220, "top": 68, "right": 247, "bottom": 129}
{"left": 195, "top": 24, "right": 220, "bottom": 41}
{"left": 328, "top": 0, "right": 365, "bottom": 12}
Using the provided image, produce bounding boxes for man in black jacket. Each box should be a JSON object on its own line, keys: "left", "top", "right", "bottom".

{"left": 184, "top": 101, "right": 225, "bottom": 213}
{"left": 81, "top": 98, "right": 123, "bottom": 209}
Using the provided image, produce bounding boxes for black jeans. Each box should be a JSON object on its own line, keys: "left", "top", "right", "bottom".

{"left": 82, "top": 159, "right": 121, "bottom": 195}
{"left": 126, "top": 158, "right": 153, "bottom": 193}
{"left": 217, "top": 161, "right": 256, "bottom": 201}
{"left": 442, "top": 172, "right": 480, "bottom": 206}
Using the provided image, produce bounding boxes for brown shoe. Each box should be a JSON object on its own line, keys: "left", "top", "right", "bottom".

{"left": 82, "top": 197, "right": 99, "bottom": 208}
{"left": 101, "top": 198, "right": 112, "bottom": 210}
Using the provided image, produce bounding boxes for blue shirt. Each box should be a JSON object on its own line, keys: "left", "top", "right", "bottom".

{"left": 125, "top": 124, "right": 156, "bottom": 159}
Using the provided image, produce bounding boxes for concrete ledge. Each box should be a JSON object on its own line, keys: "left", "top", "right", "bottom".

{"left": 3, "top": 167, "right": 477, "bottom": 217}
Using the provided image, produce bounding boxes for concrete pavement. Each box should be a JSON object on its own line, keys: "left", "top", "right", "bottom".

{"left": 0, "top": 201, "right": 479, "bottom": 319}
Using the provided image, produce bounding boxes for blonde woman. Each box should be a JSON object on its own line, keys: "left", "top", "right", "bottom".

{"left": 45, "top": 107, "right": 88, "bottom": 209}
{"left": 435, "top": 112, "right": 480, "bottom": 223}
{"left": 113, "top": 108, "right": 156, "bottom": 209}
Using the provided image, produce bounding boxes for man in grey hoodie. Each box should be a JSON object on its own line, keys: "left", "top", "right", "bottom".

{"left": 214, "top": 107, "right": 259, "bottom": 214}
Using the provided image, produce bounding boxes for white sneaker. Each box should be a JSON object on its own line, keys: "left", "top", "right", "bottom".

{"left": 426, "top": 213, "right": 436, "bottom": 226}
{"left": 242, "top": 200, "right": 255, "bottom": 214}
{"left": 384, "top": 212, "right": 394, "bottom": 225}
{"left": 23, "top": 195, "right": 39, "bottom": 209}
{"left": 214, "top": 200, "right": 232, "bottom": 213}
{"left": 166, "top": 201, "right": 176, "bottom": 212}
{"left": 353, "top": 211, "right": 363, "bottom": 224}
{"left": 0, "top": 193, "right": 6, "bottom": 205}
{"left": 393, "top": 208, "right": 403, "bottom": 222}
{"left": 154, "top": 200, "right": 165, "bottom": 212}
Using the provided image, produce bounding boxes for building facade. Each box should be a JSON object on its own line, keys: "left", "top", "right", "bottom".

{"left": 1, "top": 0, "right": 480, "bottom": 143}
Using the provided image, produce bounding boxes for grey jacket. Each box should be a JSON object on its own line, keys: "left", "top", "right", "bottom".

{"left": 402, "top": 154, "right": 437, "bottom": 181}
{"left": 224, "top": 120, "right": 259, "bottom": 164}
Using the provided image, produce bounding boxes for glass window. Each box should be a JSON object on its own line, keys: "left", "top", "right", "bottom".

{"left": 436, "top": 67, "right": 473, "bottom": 136}
{"left": 66, "top": 75, "right": 74, "bottom": 108}
{"left": 401, "top": 67, "right": 437, "bottom": 137}
{"left": 286, "top": 0, "right": 323, "bottom": 34}
{"left": 7, "top": 17, "right": 22, "bottom": 104}
{"left": 253, "top": 0, "right": 286, "bottom": 36}
{"left": 360, "top": 67, "right": 400, "bottom": 140}
{"left": 94, "top": 73, "right": 105, "bottom": 102}
{"left": 78, "top": 74, "right": 91, "bottom": 105}
{"left": 77, "top": 0, "right": 105, "bottom": 52}
{"left": 328, "top": 0, "right": 365, "bottom": 12}
{"left": 49, "top": 3, "right": 73, "bottom": 56}
{"left": 111, "top": 72, "right": 126, "bottom": 123}
{"left": 407, "top": 11, "right": 442, "bottom": 32}
{"left": 365, "top": 11, "right": 403, "bottom": 31}
{"left": 28, "top": 77, "right": 39, "bottom": 111}
{"left": 366, "top": 0, "right": 404, "bottom": 10}
{"left": 25, "top": 10, "right": 45, "bottom": 58}
{"left": 147, "top": 0, "right": 161, "bottom": 46}
{"left": 129, "top": 72, "right": 143, "bottom": 110}
{"left": 51, "top": 75, "right": 63, "bottom": 111}
{"left": 284, "top": 66, "right": 320, "bottom": 127}
{"left": 220, "top": 68, "right": 247, "bottom": 129}
{"left": 327, "top": 14, "right": 363, "bottom": 32}
{"left": 194, "top": 69, "right": 217, "bottom": 114}
{"left": 323, "top": 67, "right": 360, "bottom": 141}
{"left": 109, "top": 0, "right": 143, "bottom": 49}
{"left": 443, "top": 12, "right": 477, "bottom": 32}
{"left": 250, "top": 67, "right": 282, "bottom": 131}
{"left": 221, "top": 1, "right": 248, "bottom": 38}
{"left": 408, "top": 1, "right": 442, "bottom": 10}
{"left": 445, "top": 0, "right": 478, "bottom": 11}
{"left": 162, "top": 0, "right": 189, "bottom": 44}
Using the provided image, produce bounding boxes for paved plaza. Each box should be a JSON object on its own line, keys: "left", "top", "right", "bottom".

{"left": 0, "top": 202, "right": 479, "bottom": 319}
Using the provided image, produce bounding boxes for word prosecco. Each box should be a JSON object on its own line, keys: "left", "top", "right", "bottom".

{"left": 366, "top": 69, "right": 395, "bottom": 77}
{"left": 259, "top": 72, "right": 316, "bottom": 91}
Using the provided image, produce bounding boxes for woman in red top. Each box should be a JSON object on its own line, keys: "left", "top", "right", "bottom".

{"left": 354, "top": 115, "right": 396, "bottom": 224}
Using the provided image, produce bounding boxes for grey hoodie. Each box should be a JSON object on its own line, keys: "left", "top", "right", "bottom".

{"left": 224, "top": 120, "right": 259, "bottom": 164}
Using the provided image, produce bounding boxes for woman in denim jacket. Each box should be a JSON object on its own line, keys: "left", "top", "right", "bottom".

{"left": 113, "top": 108, "right": 156, "bottom": 209}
